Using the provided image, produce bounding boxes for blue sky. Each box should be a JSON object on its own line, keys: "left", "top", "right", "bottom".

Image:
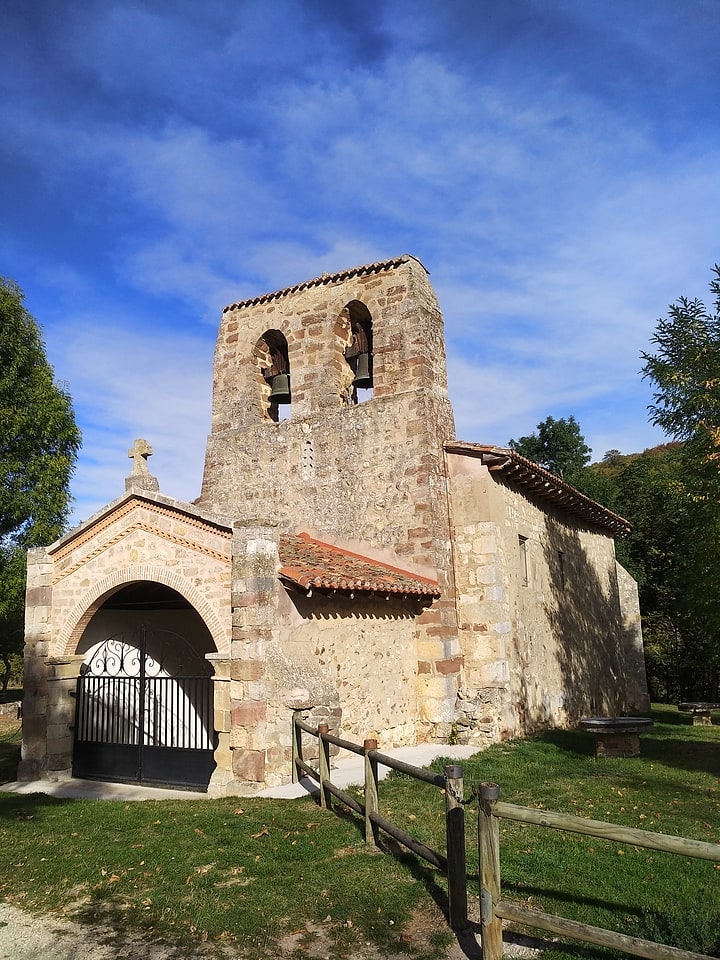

{"left": 2, "top": 0, "right": 719, "bottom": 525}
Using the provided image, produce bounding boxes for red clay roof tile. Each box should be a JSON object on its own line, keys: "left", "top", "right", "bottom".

{"left": 278, "top": 532, "right": 440, "bottom": 597}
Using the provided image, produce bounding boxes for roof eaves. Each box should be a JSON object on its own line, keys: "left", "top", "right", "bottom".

{"left": 445, "top": 442, "right": 630, "bottom": 536}
{"left": 223, "top": 254, "right": 426, "bottom": 313}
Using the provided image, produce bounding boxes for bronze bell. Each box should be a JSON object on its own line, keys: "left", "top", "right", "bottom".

{"left": 353, "top": 352, "right": 372, "bottom": 388}
{"left": 267, "top": 372, "right": 291, "bottom": 403}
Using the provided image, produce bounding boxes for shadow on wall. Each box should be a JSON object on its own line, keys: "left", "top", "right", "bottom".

{"left": 539, "top": 522, "right": 632, "bottom": 724}
{"left": 286, "top": 591, "right": 428, "bottom": 622}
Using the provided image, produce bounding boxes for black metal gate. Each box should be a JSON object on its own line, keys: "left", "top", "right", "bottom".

{"left": 73, "top": 624, "right": 216, "bottom": 791}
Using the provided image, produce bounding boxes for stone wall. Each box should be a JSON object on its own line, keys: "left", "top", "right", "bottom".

{"left": 616, "top": 562, "right": 651, "bottom": 712}
{"left": 48, "top": 494, "right": 233, "bottom": 656}
{"left": 276, "top": 589, "right": 422, "bottom": 746}
{"left": 447, "top": 451, "right": 638, "bottom": 743}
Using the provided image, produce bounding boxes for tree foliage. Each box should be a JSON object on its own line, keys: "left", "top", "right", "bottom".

{"left": 642, "top": 265, "right": 720, "bottom": 462}
{"left": 509, "top": 415, "right": 591, "bottom": 482}
{"left": 0, "top": 277, "right": 81, "bottom": 689}
{"left": 637, "top": 267, "right": 720, "bottom": 699}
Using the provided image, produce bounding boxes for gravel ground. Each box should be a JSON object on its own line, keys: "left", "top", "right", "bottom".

{"left": 0, "top": 900, "right": 545, "bottom": 960}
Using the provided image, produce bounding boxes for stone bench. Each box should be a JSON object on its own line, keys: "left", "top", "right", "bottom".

{"left": 579, "top": 717, "right": 654, "bottom": 758}
{"left": 678, "top": 702, "right": 720, "bottom": 726}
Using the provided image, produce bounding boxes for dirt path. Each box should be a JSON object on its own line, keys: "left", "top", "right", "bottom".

{"left": 0, "top": 900, "right": 546, "bottom": 960}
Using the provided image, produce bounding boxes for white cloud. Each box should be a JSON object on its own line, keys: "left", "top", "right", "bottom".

{"left": 44, "top": 314, "right": 214, "bottom": 523}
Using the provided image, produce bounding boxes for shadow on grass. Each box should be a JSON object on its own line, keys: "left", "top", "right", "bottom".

{"left": 639, "top": 734, "right": 720, "bottom": 777}
{"left": 536, "top": 728, "right": 596, "bottom": 758}
{"left": 0, "top": 790, "right": 79, "bottom": 821}
{"left": 308, "top": 794, "right": 485, "bottom": 957}
{"left": 524, "top": 712, "right": 720, "bottom": 779}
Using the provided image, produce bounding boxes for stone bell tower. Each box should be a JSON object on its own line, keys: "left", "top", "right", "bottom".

{"left": 197, "top": 255, "right": 463, "bottom": 770}
{"left": 199, "top": 254, "right": 456, "bottom": 575}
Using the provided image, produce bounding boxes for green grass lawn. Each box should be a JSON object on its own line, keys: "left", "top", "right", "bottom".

{"left": 1, "top": 705, "right": 718, "bottom": 959}
{"left": 400, "top": 704, "right": 720, "bottom": 959}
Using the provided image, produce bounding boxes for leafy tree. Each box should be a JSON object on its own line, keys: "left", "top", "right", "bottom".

{"left": 0, "top": 278, "right": 81, "bottom": 691}
{"left": 642, "top": 265, "right": 720, "bottom": 465}
{"left": 578, "top": 442, "right": 719, "bottom": 701}
{"left": 639, "top": 268, "right": 720, "bottom": 701}
{"left": 509, "top": 414, "right": 591, "bottom": 482}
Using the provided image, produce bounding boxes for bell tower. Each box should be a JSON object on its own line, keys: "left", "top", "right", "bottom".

{"left": 199, "top": 254, "right": 455, "bottom": 575}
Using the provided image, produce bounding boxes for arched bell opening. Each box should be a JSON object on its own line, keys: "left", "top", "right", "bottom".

{"left": 343, "top": 301, "right": 373, "bottom": 405}
{"left": 72, "top": 582, "right": 218, "bottom": 791}
{"left": 254, "top": 329, "right": 291, "bottom": 422}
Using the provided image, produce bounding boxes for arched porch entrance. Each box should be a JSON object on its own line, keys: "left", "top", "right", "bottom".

{"left": 71, "top": 582, "right": 217, "bottom": 791}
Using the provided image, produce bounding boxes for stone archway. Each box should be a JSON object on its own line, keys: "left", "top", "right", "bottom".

{"left": 71, "top": 582, "right": 219, "bottom": 791}
{"left": 55, "top": 565, "right": 231, "bottom": 658}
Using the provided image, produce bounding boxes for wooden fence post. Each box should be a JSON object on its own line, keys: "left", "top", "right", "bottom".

{"left": 477, "top": 781, "right": 503, "bottom": 960}
{"left": 364, "top": 738, "right": 379, "bottom": 846}
{"left": 291, "top": 710, "right": 303, "bottom": 783}
{"left": 318, "top": 723, "right": 331, "bottom": 810}
{"left": 444, "top": 764, "right": 468, "bottom": 931}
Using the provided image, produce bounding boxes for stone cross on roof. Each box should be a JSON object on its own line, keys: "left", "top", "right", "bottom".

{"left": 128, "top": 438, "right": 153, "bottom": 474}
{"left": 125, "top": 438, "right": 159, "bottom": 493}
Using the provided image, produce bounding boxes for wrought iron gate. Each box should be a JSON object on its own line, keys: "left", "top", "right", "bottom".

{"left": 73, "top": 624, "right": 216, "bottom": 790}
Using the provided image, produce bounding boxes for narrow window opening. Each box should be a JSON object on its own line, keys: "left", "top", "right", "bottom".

{"left": 519, "top": 535, "right": 529, "bottom": 587}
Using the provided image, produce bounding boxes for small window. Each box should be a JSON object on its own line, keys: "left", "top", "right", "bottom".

{"left": 518, "top": 536, "right": 529, "bottom": 586}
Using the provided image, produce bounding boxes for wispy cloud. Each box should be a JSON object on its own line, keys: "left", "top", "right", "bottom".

{"left": 2, "top": 0, "right": 718, "bottom": 523}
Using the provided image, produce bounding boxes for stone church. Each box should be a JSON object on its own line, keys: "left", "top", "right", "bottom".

{"left": 20, "top": 255, "right": 649, "bottom": 795}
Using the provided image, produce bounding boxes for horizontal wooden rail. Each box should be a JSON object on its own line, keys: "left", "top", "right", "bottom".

{"left": 324, "top": 779, "right": 364, "bottom": 816}
{"left": 495, "top": 801, "right": 720, "bottom": 862}
{"left": 369, "top": 749, "right": 446, "bottom": 786}
{"left": 369, "top": 810, "right": 448, "bottom": 871}
{"left": 321, "top": 731, "right": 366, "bottom": 755}
{"left": 294, "top": 757, "right": 320, "bottom": 782}
{"left": 496, "top": 900, "right": 714, "bottom": 960}
{"left": 294, "top": 717, "right": 317, "bottom": 736}
{"left": 290, "top": 710, "right": 468, "bottom": 930}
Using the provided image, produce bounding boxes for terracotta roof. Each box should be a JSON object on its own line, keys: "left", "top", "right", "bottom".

{"left": 278, "top": 532, "right": 441, "bottom": 597}
{"left": 445, "top": 442, "right": 631, "bottom": 537}
{"left": 223, "top": 254, "right": 426, "bottom": 313}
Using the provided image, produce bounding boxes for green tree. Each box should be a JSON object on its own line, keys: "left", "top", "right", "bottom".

{"left": 0, "top": 277, "right": 81, "bottom": 691}
{"left": 642, "top": 265, "right": 720, "bottom": 463}
{"left": 639, "top": 268, "right": 720, "bottom": 700}
{"left": 579, "top": 442, "right": 719, "bottom": 701}
{"left": 509, "top": 414, "right": 591, "bottom": 481}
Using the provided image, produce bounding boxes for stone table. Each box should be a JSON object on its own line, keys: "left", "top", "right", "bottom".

{"left": 579, "top": 717, "right": 654, "bottom": 758}
{"left": 678, "top": 702, "right": 720, "bottom": 726}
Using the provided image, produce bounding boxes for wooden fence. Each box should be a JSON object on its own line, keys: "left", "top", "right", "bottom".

{"left": 476, "top": 781, "right": 720, "bottom": 960}
{"left": 291, "top": 715, "right": 720, "bottom": 960}
{"left": 291, "top": 711, "right": 469, "bottom": 929}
